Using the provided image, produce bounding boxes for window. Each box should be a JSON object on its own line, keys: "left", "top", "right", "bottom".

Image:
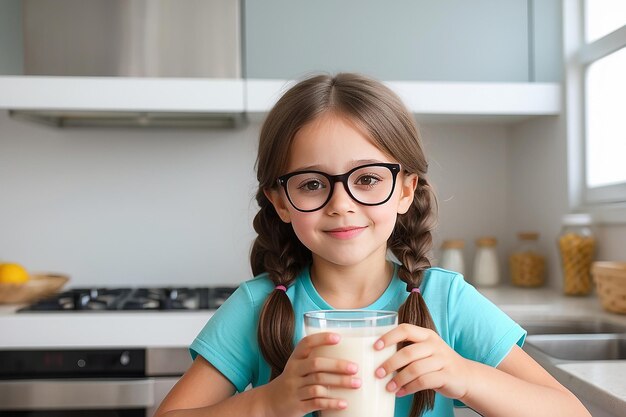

{"left": 585, "top": 46, "right": 626, "bottom": 200}
{"left": 565, "top": 0, "right": 626, "bottom": 220}
{"left": 585, "top": 0, "right": 626, "bottom": 42}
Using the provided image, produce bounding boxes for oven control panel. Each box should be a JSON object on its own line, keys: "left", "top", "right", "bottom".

{"left": 0, "top": 349, "right": 145, "bottom": 379}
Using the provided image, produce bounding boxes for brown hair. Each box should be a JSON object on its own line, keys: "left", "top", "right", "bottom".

{"left": 251, "top": 73, "right": 438, "bottom": 416}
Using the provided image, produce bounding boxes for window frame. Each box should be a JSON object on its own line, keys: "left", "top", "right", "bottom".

{"left": 564, "top": 0, "right": 626, "bottom": 223}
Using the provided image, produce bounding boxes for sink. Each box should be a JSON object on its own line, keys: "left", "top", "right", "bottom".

{"left": 519, "top": 318, "right": 626, "bottom": 335}
{"left": 524, "top": 334, "right": 626, "bottom": 362}
{"left": 520, "top": 319, "right": 626, "bottom": 364}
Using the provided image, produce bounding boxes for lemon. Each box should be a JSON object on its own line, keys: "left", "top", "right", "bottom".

{"left": 0, "top": 263, "right": 30, "bottom": 285}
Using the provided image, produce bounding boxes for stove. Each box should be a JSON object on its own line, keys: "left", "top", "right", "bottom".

{"left": 17, "top": 286, "right": 238, "bottom": 312}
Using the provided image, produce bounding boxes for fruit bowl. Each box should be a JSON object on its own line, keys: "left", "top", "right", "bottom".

{"left": 0, "top": 274, "right": 69, "bottom": 304}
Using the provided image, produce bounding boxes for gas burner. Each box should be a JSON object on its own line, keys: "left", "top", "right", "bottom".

{"left": 54, "top": 288, "right": 131, "bottom": 311}
{"left": 17, "top": 286, "right": 237, "bottom": 312}
{"left": 209, "top": 287, "right": 238, "bottom": 310}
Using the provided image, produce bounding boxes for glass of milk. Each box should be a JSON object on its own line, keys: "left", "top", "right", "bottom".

{"left": 303, "top": 310, "right": 398, "bottom": 417}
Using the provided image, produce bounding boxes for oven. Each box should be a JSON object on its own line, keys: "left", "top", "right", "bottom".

{"left": 1, "top": 286, "right": 237, "bottom": 416}
{"left": 0, "top": 347, "right": 190, "bottom": 417}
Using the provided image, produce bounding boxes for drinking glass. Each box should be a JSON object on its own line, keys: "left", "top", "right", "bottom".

{"left": 303, "top": 310, "right": 398, "bottom": 417}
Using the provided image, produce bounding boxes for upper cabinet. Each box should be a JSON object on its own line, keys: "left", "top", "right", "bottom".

{"left": 243, "top": 0, "right": 563, "bottom": 122}
{"left": 0, "top": 0, "right": 23, "bottom": 75}
{"left": 244, "top": 0, "right": 560, "bottom": 83}
{"left": 0, "top": 0, "right": 563, "bottom": 126}
{"left": 245, "top": 79, "right": 560, "bottom": 123}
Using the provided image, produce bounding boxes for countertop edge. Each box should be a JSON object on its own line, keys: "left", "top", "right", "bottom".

{"left": 2, "top": 286, "right": 626, "bottom": 415}
{"left": 553, "top": 363, "right": 626, "bottom": 417}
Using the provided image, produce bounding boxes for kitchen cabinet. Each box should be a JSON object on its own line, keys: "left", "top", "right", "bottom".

{"left": 242, "top": 0, "right": 563, "bottom": 125}
{"left": 0, "top": 0, "right": 23, "bottom": 75}
{"left": 246, "top": 78, "right": 561, "bottom": 123}
{"left": 243, "top": 0, "right": 562, "bottom": 83}
{"left": 4, "top": 1, "right": 562, "bottom": 84}
{"left": 244, "top": 0, "right": 531, "bottom": 82}
{"left": 1, "top": 0, "right": 562, "bottom": 125}
{"left": 0, "top": 77, "right": 560, "bottom": 124}
{"left": 0, "top": 76, "right": 245, "bottom": 113}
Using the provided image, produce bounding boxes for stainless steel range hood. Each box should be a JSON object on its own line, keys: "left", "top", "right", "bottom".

{"left": 9, "top": 0, "right": 245, "bottom": 128}
{"left": 9, "top": 110, "right": 245, "bottom": 129}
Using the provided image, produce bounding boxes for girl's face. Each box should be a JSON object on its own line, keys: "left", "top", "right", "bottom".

{"left": 266, "top": 112, "right": 418, "bottom": 269}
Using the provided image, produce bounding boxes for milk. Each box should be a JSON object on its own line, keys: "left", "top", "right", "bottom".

{"left": 306, "top": 325, "right": 397, "bottom": 417}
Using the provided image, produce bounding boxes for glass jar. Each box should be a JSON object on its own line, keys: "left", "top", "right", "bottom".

{"left": 558, "top": 213, "right": 596, "bottom": 295}
{"left": 473, "top": 237, "right": 499, "bottom": 287}
{"left": 510, "top": 232, "right": 545, "bottom": 287}
{"left": 440, "top": 239, "right": 465, "bottom": 276}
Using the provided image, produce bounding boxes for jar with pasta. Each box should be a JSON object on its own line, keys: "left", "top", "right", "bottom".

{"left": 510, "top": 232, "right": 545, "bottom": 287}
{"left": 558, "top": 214, "right": 596, "bottom": 295}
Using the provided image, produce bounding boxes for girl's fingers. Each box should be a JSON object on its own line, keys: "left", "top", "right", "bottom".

{"left": 298, "top": 383, "right": 332, "bottom": 400}
{"left": 375, "top": 342, "right": 433, "bottom": 379}
{"left": 302, "top": 372, "right": 362, "bottom": 389}
{"left": 297, "top": 373, "right": 357, "bottom": 414}
{"left": 301, "top": 397, "right": 348, "bottom": 413}
{"left": 387, "top": 357, "right": 443, "bottom": 393}
{"left": 396, "top": 372, "right": 445, "bottom": 397}
{"left": 299, "top": 356, "right": 359, "bottom": 377}
{"left": 374, "top": 323, "right": 432, "bottom": 351}
{"left": 293, "top": 332, "right": 341, "bottom": 359}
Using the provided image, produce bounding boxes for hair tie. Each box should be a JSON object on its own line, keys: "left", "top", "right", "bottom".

{"left": 275, "top": 285, "right": 287, "bottom": 292}
{"left": 410, "top": 287, "right": 421, "bottom": 294}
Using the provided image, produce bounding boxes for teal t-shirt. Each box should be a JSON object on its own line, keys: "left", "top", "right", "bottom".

{"left": 190, "top": 266, "right": 526, "bottom": 417}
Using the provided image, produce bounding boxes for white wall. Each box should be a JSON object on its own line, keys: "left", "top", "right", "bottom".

{"left": 597, "top": 226, "right": 626, "bottom": 262}
{"left": 0, "top": 111, "right": 514, "bottom": 287}
{"left": 0, "top": 112, "right": 259, "bottom": 286}
{"left": 508, "top": 116, "right": 568, "bottom": 289}
{"left": 508, "top": 115, "right": 626, "bottom": 291}
{"left": 3, "top": 107, "right": 622, "bottom": 289}
{"left": 422, "top": 122, "right": 509, "bottom": 282}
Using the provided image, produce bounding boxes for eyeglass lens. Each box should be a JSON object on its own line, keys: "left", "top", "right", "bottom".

{"left": 284, "top": 165, "right": 396, "bottom": 211}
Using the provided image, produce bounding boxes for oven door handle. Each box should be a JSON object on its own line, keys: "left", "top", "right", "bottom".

{"left": 0, "top": 378, "right": 155, "bottom": 410}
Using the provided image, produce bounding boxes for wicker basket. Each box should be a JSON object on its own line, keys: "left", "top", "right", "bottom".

{"left": 0, "top": 274, "right": 69, "bottom": 304}
{"left": 591, "top": 262, "right": 626, "bottom": 314}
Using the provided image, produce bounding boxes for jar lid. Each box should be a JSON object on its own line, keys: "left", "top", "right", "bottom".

{"left": 442, "top": 239, "right": 465, "bottom": 249}
{"left": 518, "top": 232, "right": 539, "bottom": 240}
{"left": 476, "top": 237, "right": 497, "bottom": 247}
{"left": 562, "top": 213, "right": 593, "bottom": 226}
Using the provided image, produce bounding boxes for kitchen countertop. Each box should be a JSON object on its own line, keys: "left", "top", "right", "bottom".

{"left": 556, "top": 362, "right": 626, "bottom": 417}
{"left": 2, "top": 285, "right": 625, "bottom": 415}
{"left": 476, "top": 286, "right": 626, "bottom": 417}
{"left": 0, "top": 306, "right": 214, "bottom": 348}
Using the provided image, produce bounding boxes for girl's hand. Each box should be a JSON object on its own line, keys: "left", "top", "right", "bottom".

{"left": 373, "top": 323, "right": 472, "bottom": 400}
{"left": 262, "top": 332, "right": 361, "bottom": 417}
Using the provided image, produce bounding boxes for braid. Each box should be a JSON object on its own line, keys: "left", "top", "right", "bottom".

{"left": 389, "top": 176, "right": 439, "bottom": 416}
{"left": 251, "top": 192, "right": 311, "bottom": 380}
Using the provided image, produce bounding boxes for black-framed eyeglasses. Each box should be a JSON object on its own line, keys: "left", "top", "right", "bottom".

{"left": 277, "top": 163, "right": 401, "bottom": 212}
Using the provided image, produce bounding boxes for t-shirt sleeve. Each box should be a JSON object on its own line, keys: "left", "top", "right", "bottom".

{"left": 447, "top": 274, "right": 527, "bottom": 368}
{"left": 189, "top": 283, "right": 259, "bottom": 393}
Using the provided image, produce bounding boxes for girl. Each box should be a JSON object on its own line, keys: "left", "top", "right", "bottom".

{"left": 155, "top": 73, "right": 590, "bottom": 417}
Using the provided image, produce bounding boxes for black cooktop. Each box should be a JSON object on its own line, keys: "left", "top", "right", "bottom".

{"left": 17, "top": 286, "right": 238, "bottom": 312}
